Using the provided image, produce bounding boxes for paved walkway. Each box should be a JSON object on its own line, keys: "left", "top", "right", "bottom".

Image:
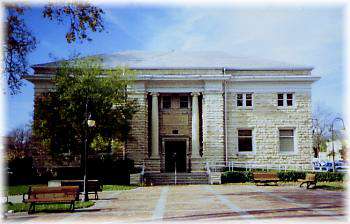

{"left": 4, "top": 184, "right": 347, "bottom": 223}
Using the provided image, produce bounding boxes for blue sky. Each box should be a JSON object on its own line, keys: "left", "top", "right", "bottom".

{"left": 5, "top": 4, "right": 345, "bottom": 134}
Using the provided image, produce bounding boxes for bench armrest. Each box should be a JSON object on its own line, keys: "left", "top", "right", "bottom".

{"left": 22, "top": 193, "right": 27, "bottom": 202}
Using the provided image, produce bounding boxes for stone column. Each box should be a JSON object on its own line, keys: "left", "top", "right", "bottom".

{"left": 151, "top": 92, "right": 159, "bottom": 158}
{"left": 191, "top": 92, "right": 201, "bottom": 158}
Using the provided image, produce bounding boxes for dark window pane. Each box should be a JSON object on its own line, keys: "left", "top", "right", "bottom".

{"left": 280, "top": 130, "right": 293, "bottom": 137}
{"left": 287, "top": 93, "right": 293, "bottom": 99}
{"left": 246, "top": 100, "right": 252, "bottom": 107}
{"left": 237, "top": 100, "right": 243, "bottom": 106}
{"left": 287, "top": 99, "right": 293, "bottom": 106}
{"left": 278, "top": 94, "right": 284, "bottom": 100}
{"left": 163, "top": 96, "right": 171, "bottom": 109}
{"left": 246, "top": 94, "right": 252, "bottom": 99}
{"left": 278, "top": 99, "right": 284, "bottom": 106}
{"left": 238, "top": 130, "right": 252, "bottom": 137}
{"left": 180, "top": 96, "right": 188, "bottom": 108}
{"left": 238, "top": 138, "right": 252, "bottom": 151}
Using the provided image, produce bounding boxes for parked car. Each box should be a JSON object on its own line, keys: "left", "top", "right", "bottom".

{"left": 335, "top": 161, "right": 348, "bottom": 172}
{"left": 321, "top": 162, "right": 334, "bottom": 172}
{"left": 312, "top": 161, "right": 321, "bottom": 171}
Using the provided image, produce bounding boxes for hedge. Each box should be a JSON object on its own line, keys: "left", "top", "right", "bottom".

{"left": 221, "top": 170, "right": 345, "bottom": 183}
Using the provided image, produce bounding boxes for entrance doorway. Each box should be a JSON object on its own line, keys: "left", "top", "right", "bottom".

{"left": 165, "top": 141, "right": 187, "bottom": 172}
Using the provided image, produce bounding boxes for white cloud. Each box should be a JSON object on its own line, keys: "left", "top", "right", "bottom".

{"left": 143, "top": 6, "right": 344, "bottom": 114}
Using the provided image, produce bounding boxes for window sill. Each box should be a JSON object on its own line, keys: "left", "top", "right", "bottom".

{"left": 236, "top": 107, "right": 253, "bottom": 110}
{"left": 279, "top": 151, "right": 297, "bottom": 155}
{"left": 237, "top": 151, "right": 255, "bottom": 155}
{"left": 277, "top": 106, "right": 296, "bottom": 110}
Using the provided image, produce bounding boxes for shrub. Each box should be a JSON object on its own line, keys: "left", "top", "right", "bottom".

{"left": 8, "top": 157, "right": 36, "bottom": 185}
{"left": 87, "top": 156, "right": 134, "bottom": 185}
{"left": 221, "top": 171, "right": 253, "bottom": 183}
{"left": 221, "top": 170, "right": 345, "bottom": 183}
{"left": 277, "top": 171, "right": 306, "bottom": 182}
{"left": 315, "top": 172, "right": 344, "bottom": 182}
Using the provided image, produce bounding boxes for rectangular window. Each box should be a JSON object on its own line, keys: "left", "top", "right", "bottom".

{"left": 277, "top": 94, "right": 284, "bottom": 106}
{"left": 277, "top": 93, "right": 294, "bottom": 107}
{"left": 238, "top": 130, "right": 253, "bottom": 152}
{"left": 180, "top": 96, "right": 189, "bottom": 108}
{"left": 287, "top": 93, "right": 293, "bottom": 106}
{"left": 237, "top": 94, "right": 243, "bottom": 106}
{"left": 246, "top": 94, "right": 252, "bottom": 107}
{"left": 237, "top": 93, "right": 253, "bottom": 107}
{"left": 279, "top": 129, "right": 294, "bottom": 152}
{"left": 162, "top": 96, "right": 171, "bottom": 109}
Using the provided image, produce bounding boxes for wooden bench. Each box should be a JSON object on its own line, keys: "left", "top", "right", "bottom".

{"left": 298, "top": 173, "right": 317, "bottom": 189}
{"left": 253, "top": 172, "right": 279, "bottom": 185}
{"left": 23, "top": 186, "right": 79, "bottom": 214}
{"left": 61, "top": 180, "right": 102, "bottom": 200}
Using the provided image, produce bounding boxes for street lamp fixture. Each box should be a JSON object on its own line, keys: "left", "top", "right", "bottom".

{"left": 87, "top": 118, "right": 96, "bottom": 128}
{"left": 330, "top": 117, "right": 346, "bottom": 172}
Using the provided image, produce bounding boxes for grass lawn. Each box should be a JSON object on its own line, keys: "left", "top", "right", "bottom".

{"left": 315, "top": 181, "right": 345, "bottom": 191}
{"left": 6, "top": 201, "right": 95, "bottom": 213}
{"left": 6, "top": 184, "right": 137, "bottom": 196}
{"left": 7, "top": 184, "right": 46, "bottom": 196}
{"left": 102, "top": 185, "right": 137, "bottom": 191}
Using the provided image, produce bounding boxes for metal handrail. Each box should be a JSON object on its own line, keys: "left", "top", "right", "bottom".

{"left": 140, "top": 163, "right": 145, "bottom": 185}
{"left": 225, "top": 161, "right": 314, "bottom": 172}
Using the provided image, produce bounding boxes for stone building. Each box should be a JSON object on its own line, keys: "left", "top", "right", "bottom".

{"left": 26, "top": 51, "right": 320, "bottom": 174}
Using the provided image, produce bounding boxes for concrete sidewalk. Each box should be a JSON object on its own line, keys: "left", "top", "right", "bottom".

{"left": 4, "top": 184, "right": 347, "bottom": 223}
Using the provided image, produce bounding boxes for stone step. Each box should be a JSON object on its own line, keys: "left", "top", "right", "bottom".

{"left": 143, "top": 172, "right": 209, "bottom": 185}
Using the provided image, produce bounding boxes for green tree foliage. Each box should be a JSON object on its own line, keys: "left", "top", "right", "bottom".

{"left": 33, "top": 58, "right": 138, "bottom": 157}
{"left": 5, "top": 3, "right": 104, "bottom": 94}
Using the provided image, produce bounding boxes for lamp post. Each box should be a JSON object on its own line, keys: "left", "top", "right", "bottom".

{"left": 173, "top": 152, "right": 177, "bottom": 185}
{"left": 330, "top": 117, "right": 345, "bottom": 173}
{"left": 83, "top": 101, "right": 95, "bottom": 202}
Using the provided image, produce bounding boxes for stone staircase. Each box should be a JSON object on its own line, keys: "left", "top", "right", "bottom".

{"left": 143, "top": 172, "right": 209, "bottom": 185}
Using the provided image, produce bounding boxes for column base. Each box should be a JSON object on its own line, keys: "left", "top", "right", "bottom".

{"left": 145, "top": 158, "right": 161, "bottom": 172}
{"left": 191, "top": 157, "right": 204, "bottom": 172}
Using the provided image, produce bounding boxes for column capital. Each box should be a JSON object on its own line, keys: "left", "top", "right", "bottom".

{"left": 150, "top": 92, "right": 159, "bottom": 97}
{"left": 191, "top": 92, "right": 200, "bottom": 97}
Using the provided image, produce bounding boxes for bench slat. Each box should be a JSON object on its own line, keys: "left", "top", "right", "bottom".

{"left": 253, "top": 173, "right": 279, "bottom": 185}
{"left": 24, "top": 186, "right": 79, "bottom": 214}
{"left": 26, "top": 197, "right": 75, "bottom": 203}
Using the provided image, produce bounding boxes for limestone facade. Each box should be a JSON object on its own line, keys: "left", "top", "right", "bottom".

{"left": 226, "top": 92, "right": 313, "bottom": 168}
{"left": 124, "top": 72, "right": 318, "bottom": 172}
{"left": 26, "top": 54, "right": 320, "bottom": 173}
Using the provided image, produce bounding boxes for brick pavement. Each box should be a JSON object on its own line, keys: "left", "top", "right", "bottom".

{"left": 4, "top": 184, "right": 347, "bottom": 223}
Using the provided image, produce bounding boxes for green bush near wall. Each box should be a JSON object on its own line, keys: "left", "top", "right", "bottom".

{"left": 221, "top": 170, "right": 345, "bottom": 183}
{"left": 221, "top": 171, "right": 253, "bottom": 183}
{"left": 277, "top": 171, "right": 306, "bottom": 181}
{"left": 315, "top": 172, "right": 345, "bottom": 182}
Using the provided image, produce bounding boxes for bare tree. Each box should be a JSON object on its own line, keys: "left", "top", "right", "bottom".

{"left": 6, "top": 124, "right": 33, "bottom": 161}
{"left": 312, "top": 104, "right": 336, "bottom": 158}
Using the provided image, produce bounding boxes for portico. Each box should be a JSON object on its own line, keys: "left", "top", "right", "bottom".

{"left": 148, "top": 91, "right": 205, "bottom": 172}
{"left": 127, "top": 72, "right": 232, "bottom": 173}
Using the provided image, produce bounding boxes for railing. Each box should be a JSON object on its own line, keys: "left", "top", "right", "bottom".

{"left": 140, "top": 163, "right": 145, "bottom": 185}
{"left": 206, "top": 161, "right": 314, "bottom": 172}
{"left": 205, "top": 162, "right": 211, "bottom": 176}
{"left": 229, "top": 161, "right": 315, "bottom": 171}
